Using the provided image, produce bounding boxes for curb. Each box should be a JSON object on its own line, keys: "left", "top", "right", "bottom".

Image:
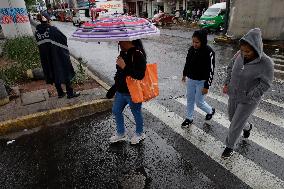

{"left": 0, "top": 25, "right": 113, "bottom": 135}
{"left": 70, "top": 56, "right": 111, "bottom": 90}
{"left": 0, "top": 99, "right": 113, "bottom": 135}
{"left": 0, "top": 97, "right": 9, "bottom": 106}
{"left": 0, "top": 56, "right": 113, "bottom": 136}
{"left": 214, "top": 36, "right": 284, "bottom": 50}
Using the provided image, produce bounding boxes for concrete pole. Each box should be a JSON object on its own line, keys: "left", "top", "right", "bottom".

{"left": 136, "top": 0, "right": 139, "bottom": 16}
{"left": 182, "top": 0, "right": 186, "bottom": 10}
{"left": 72, "top": 0, "right": 77, "bottom": 8}
{"left": 176, "top": 0, "right": 179, "bottom": 10}
{"left": 0, "top": 0, "right": 33, "bottom": 38}
{"left": 223, "top": 0, "right": 230, "bottom": 35}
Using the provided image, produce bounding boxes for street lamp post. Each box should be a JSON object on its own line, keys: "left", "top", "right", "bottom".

{"left": 88, "top": 0, "right": 94, "bottom": 22}
{"left": 223, "top": 0, "right": 230, "bottom": 35}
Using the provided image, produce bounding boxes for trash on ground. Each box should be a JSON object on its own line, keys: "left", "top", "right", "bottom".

{"left": 7, "top": 140, "right": 15, "bottom": 145}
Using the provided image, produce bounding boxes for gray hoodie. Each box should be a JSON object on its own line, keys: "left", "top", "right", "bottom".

{"left": 224, "top": 28, "right": 274, "bottom": 104}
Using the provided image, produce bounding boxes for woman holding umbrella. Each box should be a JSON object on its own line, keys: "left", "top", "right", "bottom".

{"left": 70, "top": 16, "right": 160, "bottom": 144}
{"left": 109, "top": 39, "right": 147, "bottom": 145}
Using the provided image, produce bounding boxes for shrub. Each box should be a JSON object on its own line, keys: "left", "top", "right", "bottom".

{"left": 0, "top": 36, "right": 40, "bottom": 85}
{"left": 72, "top": 58, "right": 88, "bottom": 84}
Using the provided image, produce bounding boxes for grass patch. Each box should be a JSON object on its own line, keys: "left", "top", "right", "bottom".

{"left": 72, "top": 57, "right": 88, "bottom": 84}
{"left": 0, "top": 36, "right": 40, "bottom": 85}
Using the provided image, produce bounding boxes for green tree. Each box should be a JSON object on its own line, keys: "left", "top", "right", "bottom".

{"left": 24, "top": 0, "right": 37, "bottom": 7}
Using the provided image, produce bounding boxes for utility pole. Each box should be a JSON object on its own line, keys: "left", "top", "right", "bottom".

{"left": 0, "top": 0, "right": 33, "bottom": 38}
{"left": 223, "top": 0, "right": 230, "bottom": 35}
{"left": 89, "top": 0, "right": 95, "bottom": 22}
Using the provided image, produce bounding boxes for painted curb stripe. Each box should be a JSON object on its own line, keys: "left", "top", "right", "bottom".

{"left": 143, "top": 100, "right": 284, "bottom": 189}
{"left": 0, "top": 99, "right": 112, "bottom": 135}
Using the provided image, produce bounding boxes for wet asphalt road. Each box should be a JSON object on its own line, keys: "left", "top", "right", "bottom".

{"left": 0, "top": 22, "right": 283, "bottom": 188}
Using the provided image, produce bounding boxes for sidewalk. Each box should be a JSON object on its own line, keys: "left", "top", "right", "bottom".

{"left": 214, "top": 35, "right": 284, "bottom": 50}
{"left": 0, "top": 54, "right": 112, "bottom": 136}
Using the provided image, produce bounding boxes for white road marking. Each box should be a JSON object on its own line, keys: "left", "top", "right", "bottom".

{"left": 272, "top": 55, "right": 284, "bottom": 59}
{"left": 176, "top": 97, "right": 284, "bottom": 159}
{"left": 263, "top": 98, "right": 284, "bottom": 109}
{"left": 206, "top": 93, "right": 284, "bottom": 127}
{"left": 272, "top": 58, "right": 284, "bottom": 63}
{"left": 143, "top": 100, "right": 284, "bottom": 189}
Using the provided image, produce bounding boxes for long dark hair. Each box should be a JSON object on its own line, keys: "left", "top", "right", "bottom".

{"left": 132, "top": 39, "right": 147, "bottom": 59}
{"left": 192, "top": 29, "right": 208, "bottom": 47}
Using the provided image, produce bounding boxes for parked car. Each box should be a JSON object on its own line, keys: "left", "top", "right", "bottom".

{"left": 152, "top": 13, "right": 178, "bottom": 26}
{"left": 72, "top": 9, "right": 92, "bottom": 27}
{"left": 198, "top": 2, "right": 226, "bottom": 31}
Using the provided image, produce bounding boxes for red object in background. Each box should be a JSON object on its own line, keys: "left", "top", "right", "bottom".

{"left": 58, "top": 12, "right": 65, "bottom": 22}
{"left": 151, "top": 13, "right": 177, "bottom": 26}
{"left": 94, "top": 8, "right": 107, "bottom": 12}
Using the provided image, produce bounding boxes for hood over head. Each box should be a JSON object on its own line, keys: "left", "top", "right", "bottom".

{"left": 192, "top": 29, "right": 208, "bottom": 47}
{"left": 240, "top": 28, "right": 263, "bottom": 60}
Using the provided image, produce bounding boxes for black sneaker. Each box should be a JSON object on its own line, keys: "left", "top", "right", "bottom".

{"left": 67, "top": 92, "right": 80, "bottom": 99}
{"left": 58, "top": 92, "right": 66, "bottom": 98}
{"left": 205, "top": 108, "right": 215, "bottom": 121}
{"left": 243, "top": 124, "right": 253, "bottom": 138}
{"left": 181, "top": 119, "right": 193, "bottom": 127}
{"left": 221, "top": 147, "right": 234, "bottom": 159}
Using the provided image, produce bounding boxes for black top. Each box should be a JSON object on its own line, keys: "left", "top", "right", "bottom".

{"left": 183, "top": 45, "right": 215, "bottom": 89}
{"left": 35, "top": 24, "right": 75, "bottom": 84}
{"left": 114, "top": 47, "right": 147, "bottom": 94}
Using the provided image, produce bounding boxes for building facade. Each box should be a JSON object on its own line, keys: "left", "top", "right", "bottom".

{"left": 47, "top": 0, "right": 225, "bottom": 18}
{"left": 227, "top": 0, "right": 284, "bottom": 40}
{"left": 125, "top": 0, "right": 225, "bottom": 18}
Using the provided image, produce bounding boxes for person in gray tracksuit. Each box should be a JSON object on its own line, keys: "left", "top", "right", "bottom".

{"left": 221, "top": 28, "right": 274, "bottom": 158}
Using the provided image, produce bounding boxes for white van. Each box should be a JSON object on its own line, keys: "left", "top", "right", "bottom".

{"left": 199, "top": 2, "right": 226, "bottom": 31}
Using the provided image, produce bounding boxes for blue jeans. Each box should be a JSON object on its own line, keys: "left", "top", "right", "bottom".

{"left": 112, "top": 92, "right": 143, "bottom": 135}
{"left": 186, "top": 79, "right": 213, "bottom": 120}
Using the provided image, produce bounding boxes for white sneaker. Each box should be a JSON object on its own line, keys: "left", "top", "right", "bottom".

{"left": 130, "top": 133, "right": 146, "bottom": 145}
{"left": 109, "top": 133, "right": 127, "bottom": 143}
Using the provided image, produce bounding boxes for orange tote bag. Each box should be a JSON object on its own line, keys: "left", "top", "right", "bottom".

{"left": 126, "top": 63, "right": 159, "bottom": 103}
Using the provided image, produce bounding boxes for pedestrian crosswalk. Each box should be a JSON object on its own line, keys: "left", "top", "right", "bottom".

{"left": 273, "top": 54, "right": 284, "bottom": 80}
{"left": 140, "top": 91, "right": 284, "bottom": 188}
{"left": 176, "top": 97, "right": 284, "bottom": 159}
{"left": 206, "top": 93, "right": 284, "bottom": 128}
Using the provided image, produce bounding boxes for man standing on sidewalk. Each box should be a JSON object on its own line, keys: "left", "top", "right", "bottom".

{"left": 35, "top": 12, "right": 80, "bottom": 99}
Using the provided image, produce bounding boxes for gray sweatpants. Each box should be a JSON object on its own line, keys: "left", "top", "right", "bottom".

{"left": 225, "top": 98, "right": 258, "bottom": 149}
